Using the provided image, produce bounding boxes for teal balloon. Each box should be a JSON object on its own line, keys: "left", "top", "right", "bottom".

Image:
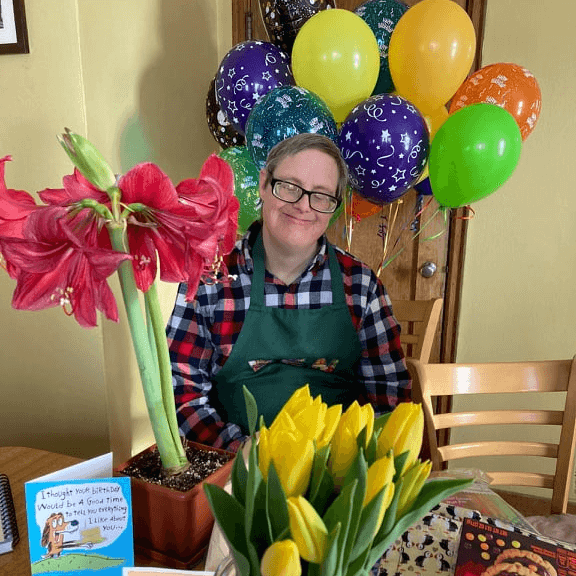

{"left": 429, "top": 103, "right": 523, "bottom": 208}
{"left": 245, "top": 86, "right": 338, "bottom": 169}
{"left": 355, "top": 0, "right": 409, "bottom": 95}
{"left": 218, "top": 146, "right": 261, "bottom": 233}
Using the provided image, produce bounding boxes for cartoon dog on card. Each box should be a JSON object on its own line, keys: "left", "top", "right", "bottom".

{"left": 41, "top": 512, "right": 95, "bottom": 558}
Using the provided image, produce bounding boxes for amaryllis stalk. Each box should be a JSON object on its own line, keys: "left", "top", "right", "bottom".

{"left": 0, "top": 130, "right": 239, "bottom": 474}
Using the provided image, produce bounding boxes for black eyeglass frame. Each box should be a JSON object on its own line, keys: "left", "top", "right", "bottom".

{"left": 270, "top": 178, "right": 341, "bottom": 214}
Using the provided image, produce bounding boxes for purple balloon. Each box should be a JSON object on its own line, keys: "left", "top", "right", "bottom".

{"left": 414, "top": 177, "right": 433, "bottom": 196}
{"left": 215, "top": 40, "right": 294, "bottom": 136}
{"left": 338, "top": 94, "right": 429, "bottom": 204}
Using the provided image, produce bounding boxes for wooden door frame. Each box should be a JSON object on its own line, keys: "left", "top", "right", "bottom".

{"left": 230, "top": 0, "right": 488, "bottom": 363}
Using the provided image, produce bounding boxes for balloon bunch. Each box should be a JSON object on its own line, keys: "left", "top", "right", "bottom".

{"left": 205, "top": 0, "right": 541, "bottom": 240}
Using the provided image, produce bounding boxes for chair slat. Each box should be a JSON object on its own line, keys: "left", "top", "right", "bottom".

{"left": 434, "top": 410, "right": 565, "bottom": 429}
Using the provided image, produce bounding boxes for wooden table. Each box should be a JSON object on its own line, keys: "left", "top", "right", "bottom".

{"left": 0, "top": 446, "right": 83, "bottom": 576}
{"left": 0, "top": 446, "right": 208, "bottom": 575}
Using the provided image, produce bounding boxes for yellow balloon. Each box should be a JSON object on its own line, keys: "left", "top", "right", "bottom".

{"left": 389, "top": 0, "right": 476, "bottom": 114}
{"left": 292, "top": 9, "right": 380, "bottom": 124}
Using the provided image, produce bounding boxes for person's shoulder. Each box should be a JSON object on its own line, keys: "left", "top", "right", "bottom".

{"left": 331, "top": 243, "right": 377, "bottom": 278}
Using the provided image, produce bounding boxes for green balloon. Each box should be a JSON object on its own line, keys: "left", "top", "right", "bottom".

{"left": 428, "top": 103, "right": 522, "bottom": 208}
{"left": 218, "top": 146, "right": 261, "bottom": 234}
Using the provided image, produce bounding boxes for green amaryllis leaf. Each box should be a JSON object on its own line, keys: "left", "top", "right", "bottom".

{"left": 231, "top": 449, "right": 248, "bottom": 507}
{"left": 203, "top": 484, "right": 251, "bottom": 576}
{"left": 323, "top": 480, "right": 357, "bottom": 576}
{"left": 365, "top": 477, "right": 473, "bottom": 571}
{"left": 242, "top": 385, "right": 258, "bottom": 436}
{"left": 266, "top": 460, "right": 290, "bottom": 542}
{"left": 320, "top": 522, "right": 342, "bottom": 576}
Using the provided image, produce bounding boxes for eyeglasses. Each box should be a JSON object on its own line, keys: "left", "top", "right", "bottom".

{"left": 270, "top": 178, "right": 341, "bottom": 214}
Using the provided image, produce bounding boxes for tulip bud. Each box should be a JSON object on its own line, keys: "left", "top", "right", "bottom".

{"left": 287, "top": 496, "right": 328, "bottom": 564}
{"left": 261, "top": 539, "right": 302, "bottom": 576}
{"left": 58, "top": 128, "right": 117, "bottom": 192}
{"left": 317, "top": 404, "right": 342, "bottom": 448}
{"left": 280, "top": 385, "right": 313, "bottom": 420}
{"left": 258, "top": 423, "right": 314, "bottom": 497}
{"left": 364, "top": 454, "right": 395, "bottom": 536}
{"left": 330, "top": 401, "right": 374, "bottom": 485}
{"left": 396, "top": 459, "right": 432, "bottom": 518}
{"left": 376, "top": 402, "right": 424, "bottom": 475}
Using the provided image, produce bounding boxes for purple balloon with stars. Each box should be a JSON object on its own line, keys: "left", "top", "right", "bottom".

{"left": 215, "top": 40, "right": 294, "bottom": 136}
{"left": 338, "top": 93, "right": 429, "bottom": 204}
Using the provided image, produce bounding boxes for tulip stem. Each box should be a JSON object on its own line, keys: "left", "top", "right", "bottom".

{"left": 108, "top": 223, "right": 188, "bottom": 473}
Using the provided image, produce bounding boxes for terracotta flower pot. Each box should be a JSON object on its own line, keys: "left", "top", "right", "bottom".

{"left": 114, "top": 442, "right": 234, "bottom": 569}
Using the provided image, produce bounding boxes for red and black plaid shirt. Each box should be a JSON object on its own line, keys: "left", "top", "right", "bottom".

{"left": 166, "top": 223, "right": 410, "bottom": 452}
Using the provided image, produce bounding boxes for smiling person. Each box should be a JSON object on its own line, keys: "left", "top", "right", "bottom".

{"left": 166, "top": 133, "right": 410, "bottom": 451}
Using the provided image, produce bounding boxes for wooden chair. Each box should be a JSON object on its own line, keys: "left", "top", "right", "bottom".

{"left": 408, "top": 356, "right": 576, "bottom": 514}
{"left": 392, "top": 298, "right": 443, "bottom": 363}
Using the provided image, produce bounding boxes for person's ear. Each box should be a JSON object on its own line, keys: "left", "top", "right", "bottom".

{"left": 259, "top": 169, "right": 267, "bottom": 193}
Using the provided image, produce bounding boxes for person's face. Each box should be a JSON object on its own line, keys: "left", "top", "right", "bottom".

{"left": 260, "top": 148, "right": 339, "bottom": 252}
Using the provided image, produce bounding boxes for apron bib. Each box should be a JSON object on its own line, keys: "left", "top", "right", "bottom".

{"left": 211, "top": 232, "right": 363, "bottom": 433}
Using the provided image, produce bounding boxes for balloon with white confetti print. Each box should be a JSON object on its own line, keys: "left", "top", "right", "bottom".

{"left": 245, "top": 85, "right": 338, "bottom": 170}
{"left": 215, "top": 40, "right": 294, "bottom": 136}
{"left": 354, "top": 0, "right": 408, "bottom": 95}
{"left": 338, "top": 93, "right": 429, "bottom": 204}
{"left": 206, "top": 75, "right": 246, "bottom": 149}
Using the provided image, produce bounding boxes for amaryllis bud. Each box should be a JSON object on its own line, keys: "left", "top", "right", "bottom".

{"left": 58, "top": 128, "right": 116, "bottom": 192}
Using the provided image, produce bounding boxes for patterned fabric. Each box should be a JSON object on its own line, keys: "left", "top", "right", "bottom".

{"left": 166, "top": 222, "right": 410, "bottom": 451}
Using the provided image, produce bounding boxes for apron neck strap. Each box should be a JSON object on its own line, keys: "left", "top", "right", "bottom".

{"left": 251, "top": 232, "right": 345, "bottom": 304}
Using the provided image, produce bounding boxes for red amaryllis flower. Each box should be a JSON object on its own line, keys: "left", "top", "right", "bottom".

{"left": 38, "top": 168, "right": 110, "bottom": 207}
{"left": 0, "top": 156, "right": 38, "bottom": 240}
{"left": 0, "top": 206, "right": 131, "bottom": 328}
{"left": 117, "top": 154, "right": 238, "bottom": 297}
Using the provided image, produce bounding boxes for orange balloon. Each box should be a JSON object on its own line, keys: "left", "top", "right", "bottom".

{"left": 346, "top": 191, "right": 381, "bottom": 220}
{"left": 389, "top": 0, "right": 476, "bottom": 114}
{"left": 449, "top": 63, "right": 541, "bottom": 140}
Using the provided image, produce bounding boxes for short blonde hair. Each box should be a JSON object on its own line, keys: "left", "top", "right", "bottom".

{"left": 263, "top": 133, "right": 348, "bottom": 200}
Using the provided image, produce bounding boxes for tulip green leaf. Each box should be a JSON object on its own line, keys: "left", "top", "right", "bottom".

{"left": 373, "top": 412, "right": 392, "bottom": 434}
{"left": 322, "top": 479, "right": 357, "bottom": 576}
{"left": 266, "top": 460, "right": 290, "bottom": 542}
{"left": 203, "top": 484, "right": 251, "bottom": 576}
{"left": 340, "top": 450, "right": 367, "bottom": 570}
{"left": 231, "top": 450, "right": 248, "bottom": 507}
{"left": 250, "top": 477, "right": 272, "bottom": 555}
{"left": 309, "top": 444, "right": 334, "bottom": 515}
{"left": 242, "top": 385, "right": 258, "bottom": 436}
{"left": 349, "top": 485, "right": 386, "bottom": 563}
{"left": 344, "top": 543, "right": 371, "bottom": 576}
{"left": 393, "top": 451, "right": 410, "bottom": 482}
{"left": 320, "top": 522, "right": 341, "bottom": 576}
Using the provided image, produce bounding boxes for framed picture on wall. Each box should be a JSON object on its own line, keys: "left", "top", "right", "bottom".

{"left": 0, "top": 0, "right": 29, "bottom": 54}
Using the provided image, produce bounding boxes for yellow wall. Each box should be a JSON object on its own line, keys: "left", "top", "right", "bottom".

{"left": 456, "top": 0, "right": 576, "bottom": 363}
{"left": 0, "top": 0, "right": 231, "bottom": 459}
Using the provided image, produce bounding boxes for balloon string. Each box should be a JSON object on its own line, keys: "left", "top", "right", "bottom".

{"left": 376, "top": 200, "right": 401, "bottom": 277}
{"left": 389, "top": 196, "right": 433, "bottom": 254}
{"left": 455, "top": 205, "right": 475, "bottom": 220}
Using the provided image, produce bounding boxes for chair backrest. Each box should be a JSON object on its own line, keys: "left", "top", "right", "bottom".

{"left": 408, "top": 356, "right": 576, "bottom": 514}
{"left": 392, "top": 298, "right": 443, "bottom": 363}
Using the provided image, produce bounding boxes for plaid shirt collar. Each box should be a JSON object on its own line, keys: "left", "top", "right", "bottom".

{"left": 239, "top": 221, "right": 329, "bottom": 277}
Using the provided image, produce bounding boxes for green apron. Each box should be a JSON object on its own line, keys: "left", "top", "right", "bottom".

{"left": 211, "top": 232, "right": 363, "bottom": 434}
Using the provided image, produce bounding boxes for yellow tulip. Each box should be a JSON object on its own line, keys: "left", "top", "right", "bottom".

{"left": 364, "top": 454, "right": 395, "bottom": 536}
{"left": 278, "top": 385, "right": 313, "bottom": 420}
{"left": 261, "top": 539, "right": 302, "bottom": 576}
{"left": 287, "top": 496, "right": 328, "bottom": 564}
{"left": 258, "top": 423, "right": 314, "bottom": 497}
{"left": 376, "top": 402, "right": 424, "bottom": 474}
{"left": 396, "top": 459, "right": 432, "bottom": 518}
{"left": 291, "top": 395, "right": 327, "bottom": 443}
{"left": 317, "top": 404, "right": 342, "bottom": 448}
{"left": 330, "top": 401, "right": 374, "bottom": 485}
